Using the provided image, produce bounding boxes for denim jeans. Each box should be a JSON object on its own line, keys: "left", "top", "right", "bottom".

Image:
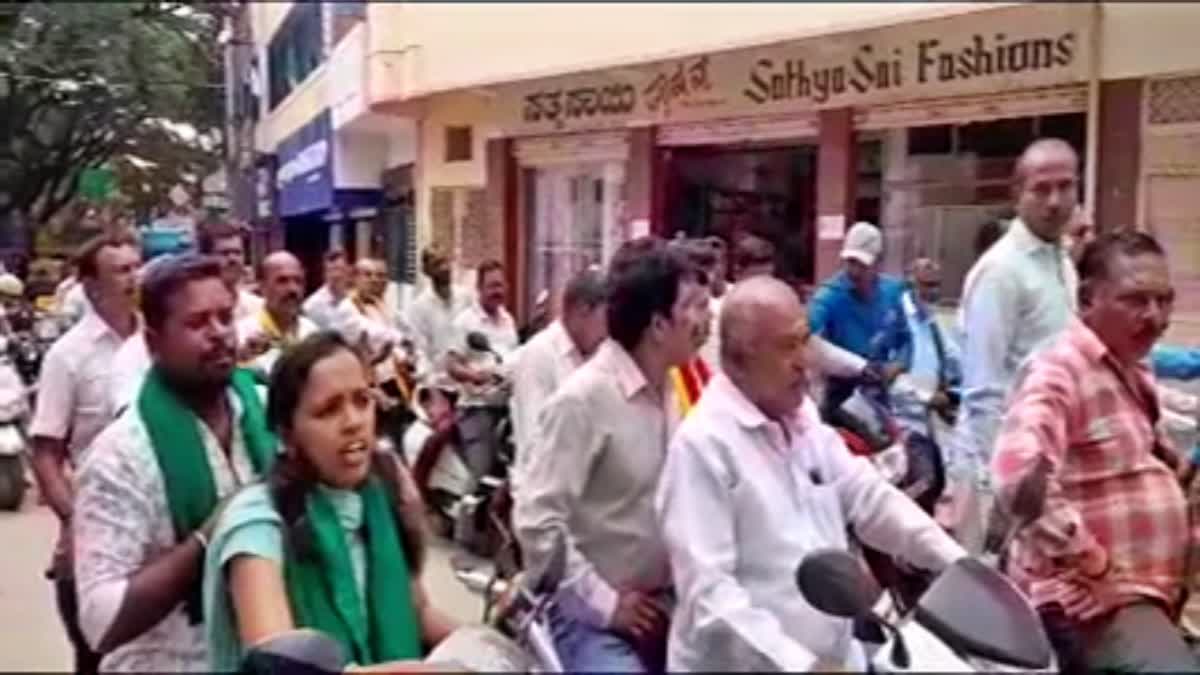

{"left": 547, "top": 598, "right": 665, "bottom": 673}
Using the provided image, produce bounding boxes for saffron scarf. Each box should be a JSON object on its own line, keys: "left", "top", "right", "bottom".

{"left": 139, "top": 367, "right": 276, "bottom": 624}
{"left": 283, "top": 478, "right": 423, "bottom": 664}
{"left": 671, "top": 357, "right": 713, "bottom": 418}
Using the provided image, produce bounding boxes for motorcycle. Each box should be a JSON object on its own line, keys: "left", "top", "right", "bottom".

{"left": 795, "top": 548, "right": 1055, "bottom": 672}
{"left": 0, "top": 338, "right": 30, "bottom": 510}
{"left": 240, "top": 532, "right": 569, "bottom": 674}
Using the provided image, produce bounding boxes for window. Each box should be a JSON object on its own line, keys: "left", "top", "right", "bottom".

{"left": 268, "top": 2, "right": 324, "bottom": 110}
{"left": 444, "top": 126, "right": 473, "bottom": 163}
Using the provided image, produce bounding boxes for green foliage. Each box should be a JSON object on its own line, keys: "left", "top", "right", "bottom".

{"left": 0, "top": 1, "right": 224, "bottom": 228}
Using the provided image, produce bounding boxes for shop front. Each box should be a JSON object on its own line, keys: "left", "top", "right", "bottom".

{"left": 276, "top": 109, "right": 382, "bottom": 291}
{"left": 488, "top": 2, "right": 1094, "bottom": 313}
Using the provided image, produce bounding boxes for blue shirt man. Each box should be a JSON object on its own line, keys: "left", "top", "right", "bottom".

{"left": 809, "top": 222, "right": 910, "bottom": 412}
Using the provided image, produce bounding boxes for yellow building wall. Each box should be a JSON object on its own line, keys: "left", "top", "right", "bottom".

{"left": 368, "top": 2, "right": 988, "bottom": 97}
{"left": 1100, "top": 3, "right": 1200, "bottom": 81}
{"left": 415, "top": 92, "right": 493, "bottom": 257}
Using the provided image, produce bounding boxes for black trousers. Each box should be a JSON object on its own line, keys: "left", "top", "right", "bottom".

{"left": 53, "top": 574, "right": 101, "bottom": 675}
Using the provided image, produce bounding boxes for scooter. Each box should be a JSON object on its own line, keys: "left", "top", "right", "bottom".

{"left": 0, "top": 338, "right": 30, "bottom": 510}
{"left": 795, "top": 548, "right": 1056, "bottom": 672}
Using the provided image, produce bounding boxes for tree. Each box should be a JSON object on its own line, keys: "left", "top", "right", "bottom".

{"left": 0, "top": 2, "right": 225, "bottom": 245}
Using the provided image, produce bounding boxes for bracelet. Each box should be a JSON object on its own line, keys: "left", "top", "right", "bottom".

{"left": 192, "top": 529, "right": 209, "bottom": 550}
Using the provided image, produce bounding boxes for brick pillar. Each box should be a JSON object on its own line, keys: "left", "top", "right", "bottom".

{"left": 626, "top": 126, "right": 656, "bottom": 233}
{"left": 485, "top": 137, "right": 521, "bottom": 316}
{"left": 1096, "top": 79, "right": 1142, "bottom": 231}
{"left": 815, "top": 108, "right": 857, "bottom": 283}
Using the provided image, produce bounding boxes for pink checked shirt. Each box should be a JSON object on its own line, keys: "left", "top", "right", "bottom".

{"left": 992, "top": 318, "right": 1197, "bottom": 621}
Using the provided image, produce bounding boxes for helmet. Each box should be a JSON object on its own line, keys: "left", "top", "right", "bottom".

{"left": 0, "top": 274, "right": 24, "bottom": 298}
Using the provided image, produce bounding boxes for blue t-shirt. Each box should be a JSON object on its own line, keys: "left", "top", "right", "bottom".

{"left": 809, "top": 271, "right": 910, "bottom": 364}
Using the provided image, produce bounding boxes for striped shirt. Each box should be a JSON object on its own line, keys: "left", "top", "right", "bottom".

{"left": 991, "top": 318, "right": 1196, "bottom": 620}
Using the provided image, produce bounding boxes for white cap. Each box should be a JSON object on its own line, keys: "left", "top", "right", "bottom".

{"left": 841, "top": 222, "right": 883, "bottom": 267}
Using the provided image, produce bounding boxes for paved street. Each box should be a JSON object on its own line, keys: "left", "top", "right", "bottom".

{"left": 0, "top": 499, "right": 487, "bottom": 671}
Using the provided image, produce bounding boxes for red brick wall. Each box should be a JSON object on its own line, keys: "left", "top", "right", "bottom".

{"left": 1096, "top": 78, "right": 1143, "bottom": 232}
{"left": 815, "top": 108, "right": 857, "bottom": 283}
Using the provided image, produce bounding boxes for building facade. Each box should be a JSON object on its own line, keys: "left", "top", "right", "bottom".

{"left": 244, "top": 2, "right": 1200, "bottom": 336}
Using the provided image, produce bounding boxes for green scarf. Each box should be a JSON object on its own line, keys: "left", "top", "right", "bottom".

{"left": 283, "top": 477, "right": 423, "bottom": 664}
{"left": 139, "top": 367, "right": 277, "bottom": 624}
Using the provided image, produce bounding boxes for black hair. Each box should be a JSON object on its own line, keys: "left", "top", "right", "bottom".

{"left": 74, "top": 230, "right": 138, "bottom": 280}
{"left": 140, "top": 253, "right": 225, "bottom": 332}
{"left": 196, "top": 221, "right": 244, "bottom": 255}
{"left": 606, "top": 236, "right": 696, "bottom": 351}
{"left": 561, "top": 267, "right": 609, "bottom": 312}
{"left": 1077, "top": 229, "right": 1166, "bottom": 285}
{"left": 265, "top": 331, "right": 426, "bottom": 574}
{"left": 734, "top": 234, "right": 776, "bottom": 272}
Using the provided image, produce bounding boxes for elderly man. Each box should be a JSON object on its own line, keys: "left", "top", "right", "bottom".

{"left": 236, "top": 251, "right": 317, "bottom": 377}
{"left": 892, "top": 258, "right": 961, "bottom": 440}
{"left": 991, "top": 231, "right": 1196, "bottom": 672}
{"left": 408, "top": 249, "right": 471, "bottom": 371}
{"left": 301, "top": 248, "right": 351, "bottom": 331}
{"left": 516, "top": 238, "right": 705, "bottom": 673}
{"left": 808, "top": 221, "right": 909, "bottom": 413}
{"left": 950, "top": 138, "right": 1081, "bottom": 552}
{"left": 74, "top": 255, "right": 274, "bottom": 671}
{"left": 657, "top": 277, "right": 964, "bottom": 671}
{"left": 197, "top": 222, "right": 262, "bottom": 321}
{"left": 509, "top": 267, "right": 608, "bottom": 497}
{"left": 31, "top": 232, "right": 141, "bottom": 675}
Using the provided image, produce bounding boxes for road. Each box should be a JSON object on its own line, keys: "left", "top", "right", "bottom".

{"left": 0, "top": 499, "right": 488, "bottom": 670}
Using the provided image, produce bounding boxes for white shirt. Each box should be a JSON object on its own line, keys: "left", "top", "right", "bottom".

{"left": 109, "top": 333, "right": 152, "bottom": 413}
{"left": 950, "top": 218, "right": 1077, "bottom": 488}
{"left": 656, "top": 374, "right": 965, "bottom": 671}
{"left": 407, "top": 287, "right": 471, "bottom": 369}
{"left": 302, "top": 285, "right": 346, "bottom": 331}
{"left": 235, "top": 311, "right": 318, "bottom": 376}
{"left": 30, "top": 311, "right": 130, "bottom": 462}
{"left": 699, "top": 295, "right": 723, "bottom": 371}
{"left": 234, "top": 289, "right": 264, "bottom": 323}
{"left": 333, "top": 294, "right": 414, "bottom": 383}
{"left": 514, "top": 340, "right": 675, "bottom": 628}
{"left": 75, "top": 391, "right": 258, "bottom": 672}
{"left": 449, "top": 303, "right": 519, "bottom": 408}
{"left": 509, "top": 321, "right": 585, "bottom": 495}
{"left": 402, "top": 417, "right": 474, "bottom": 497}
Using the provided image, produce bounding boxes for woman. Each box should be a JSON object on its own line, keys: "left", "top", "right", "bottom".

{"left": 203, "top": 332, "right": 459, "bottom": 671}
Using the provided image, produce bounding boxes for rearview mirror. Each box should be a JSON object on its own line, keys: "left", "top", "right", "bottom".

{"left": 795, "top": 549, "right": 881, "bottom": 619}
{"left": 466, "top": 331, "right": 493, "bottom": 353}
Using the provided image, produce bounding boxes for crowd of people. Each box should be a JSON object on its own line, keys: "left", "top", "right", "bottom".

{"left": 17, "top": 134, "right": 1200, "bottom": 673}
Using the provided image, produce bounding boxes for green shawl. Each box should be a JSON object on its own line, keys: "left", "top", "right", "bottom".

{"left": 284, "top": 476, "right": 423, "bottom": 664}
{"left": 140, "top": 367, "right": 276, "bottom": 624}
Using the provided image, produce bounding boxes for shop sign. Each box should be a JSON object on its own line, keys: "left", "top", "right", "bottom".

{"left": 498, "top": 3, "right": 1090, "bottom": 136}
{"left": 276, "top": 110, "right": 334, "bottom": 217}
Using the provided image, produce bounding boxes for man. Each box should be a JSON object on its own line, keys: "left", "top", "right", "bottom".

{"left": 510, "top": 267, "right": 608, "bottom": 496}
{"left": 197, "top": 221, "right": 263, "bottom": 321}
{"left": 1062, "top": 205, "right": 1096, "bottom": 265}
{"left": 808, "top": 221, "right": 910, "bottom": 414}
{"left": 108, "top": 255, "right": 179, "bottom": 413}
{"left": 892, "top": 258, "right": 961, "bottom": 440}
{"left": 30, "top": 232, "right": 141, "bottom": 675}
{"left": 733, "top": 234, "right": 775, "bottom": 282}
{"left": 991, "top": 231, "right": 1196, "bottom": 672}
{"left": 408, "top": 249, "right": 470, "bottom": 371}
{"left": 515, "top": 238, "right": 704, "bottom": 673}
{"left": 446, "top": 260, "right": 520, "bottom": 479}
{"left": 951, "top": 138, "right": 1080, "bottom": 552}
{"left": 236, "top": 251, "right": 317, "bottom": 376}
{"left": 667, "top": 238, "right": 719, "bottom": 417}
{"left": 74, "top": 254, "right": 275, "bottom": 671}
{"left": 301, "top": 247, "right": 351, "bottom": 330}
{"left": 656, "top": 277, "right": 965, "bottom": 671}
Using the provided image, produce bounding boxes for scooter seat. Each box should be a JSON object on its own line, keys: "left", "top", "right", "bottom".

{"left": 913, "top": 557, "right": 1053, "bottom": 670}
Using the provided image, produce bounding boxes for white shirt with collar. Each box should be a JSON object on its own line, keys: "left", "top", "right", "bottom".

{"left": 656, "top": 373, "right": 965, "bottom": 672}
{"left": 449, "top": 302, "right": 520, "bottom": 408}
{"left": 951, "top": 218, "right": 1077, "bottom": 488}
{"left": 509, "top": 320, "right": 586, "bottom": 495}
{"left": 407, "top": 287, "right": 471, "bottom": 369}
{"left": 109, "top": 332, "right": 153, "bottom": 414}
{"left": 30, "top": 310, "right": 132, "bottom": 462}
{"left": 74, "top": 389, "right": 259, "bottom": 672}
{"left": 333, "top": 293, "right": 414, "bottom": 384}
{"left": 302, "top": 285, "right": 346, "bottom": 331}
{"left": 235, "top": 311, "right": 319, "bottom": 376}
{"left": 234, "top": 289, "right": 264, "bottom": 323}
{"left": 515, "top": 340, "right": 676, "bottom": 629}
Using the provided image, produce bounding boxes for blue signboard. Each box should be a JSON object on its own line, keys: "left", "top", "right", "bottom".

{"left": 276, "top": 110, "right": 334, "bottom": 218}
